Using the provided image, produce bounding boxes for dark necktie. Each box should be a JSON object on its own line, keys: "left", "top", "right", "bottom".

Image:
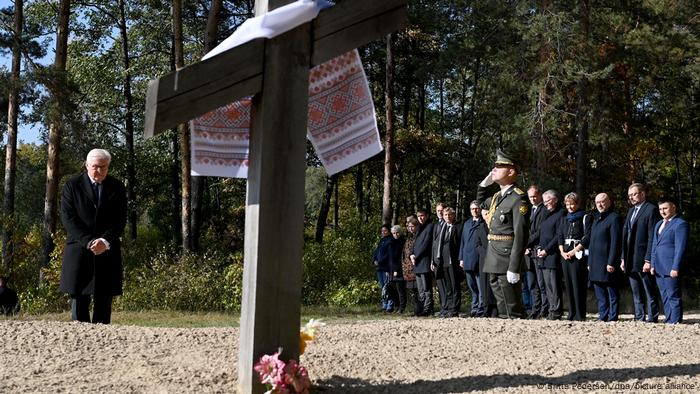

{"left": 630, "top": 206, "right": 640, "bottom": 224}
{"left": 92, "top": 182, "right": 101, "bottom": 203}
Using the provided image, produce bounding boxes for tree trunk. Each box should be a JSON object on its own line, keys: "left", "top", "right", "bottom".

{"left": 190, "top": 0, "right": 223, "bottom": 250}
{"left": 468, "top": 57, "right": 480, "bottom": 148}
{"left": 41, "top": 0, "right": 71, "bottom": 278}
{"left": 173, "top": 0, "right": 192, "bottom": 250}
{"left": 402, "top": 37, "right": 415, "bottom": 128}
{"left": 333, "top": 175, "right": 339, "bottom": 230}
{"left": 315, "top": 175, "right": 335, "bottom": 243}
{"left": 355, "top": 165, "right": 363, "bottom": 218}
{"left": 170, "top": 129, "right": 182, "bottom": 244}
{"left": 575, "top": 0, "right": 591, "bottom": 203}
{"left": 117, "top": 0, "right": 137, "bottom": 240}
{"left": 3, "top": 0, "right": 23, "bottom": 270}
{"left": 382, "top": 33, "right": 396, "bottom": 226}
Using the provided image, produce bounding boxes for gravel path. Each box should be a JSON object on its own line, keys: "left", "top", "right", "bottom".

{"left": 2, "top": 314, "right": 699, "bottom": 393}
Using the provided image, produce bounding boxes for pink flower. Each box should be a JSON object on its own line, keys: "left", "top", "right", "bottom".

{"left": 254, "top": 351, "right": 285, "bottom": 386}
{"left": 283, "top": 360, "right": 312, "bottom": 394}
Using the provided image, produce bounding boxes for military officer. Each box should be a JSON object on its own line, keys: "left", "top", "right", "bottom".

{"left": 476, "top": 149, "right": 530, "bottom": 318}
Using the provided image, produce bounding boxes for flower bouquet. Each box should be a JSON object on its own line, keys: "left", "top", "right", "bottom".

{"left": 253, "top": 319, "right": 325, "bottom": 394}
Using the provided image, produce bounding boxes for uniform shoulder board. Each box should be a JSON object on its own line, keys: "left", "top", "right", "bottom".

{"left": 519, "top": 203, "right": 528, "bottom": 216}
{"left": 514, "top": 187, "right": 525, "bottom": 195}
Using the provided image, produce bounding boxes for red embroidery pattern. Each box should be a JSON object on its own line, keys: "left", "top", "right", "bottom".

{"left": 190, "top": 50, "right": 381, "bottom": 177}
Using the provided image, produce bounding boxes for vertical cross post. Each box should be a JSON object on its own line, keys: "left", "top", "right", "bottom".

{"left": 238, "top": 0, "right": 309, "bottom": 392}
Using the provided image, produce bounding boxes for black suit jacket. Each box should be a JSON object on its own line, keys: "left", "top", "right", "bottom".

{"left": 59, "top": 173, "right": 127, "bottom": 296}
{"left": 588, "top": 211, "right": 622, "bottom": 283}
{"left": 526, "top": 203, "right": 545, "bottom": 269}
{"left": 412, "top": 221, "right": 434, "bottom": 274}
{"left": 621, "top": 201, "right": 660, "bottom": 273}
{"left": 537, "top": 206, "right": 565, "bottom": 269}
{"left": 432, "top": 222, "right": 462, "bottom": 268}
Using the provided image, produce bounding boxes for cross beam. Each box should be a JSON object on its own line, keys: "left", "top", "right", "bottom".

{"left": 143, "top": 0, "right": 407, "bottom": 138}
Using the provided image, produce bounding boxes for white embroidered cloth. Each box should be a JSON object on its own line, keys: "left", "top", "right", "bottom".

{"left": 190, "top": 0, "right": 382, "bottom": 177}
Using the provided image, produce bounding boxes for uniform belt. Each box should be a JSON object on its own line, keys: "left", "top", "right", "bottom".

{"left": 488, "top": 234, "right": 514, "bottom": 241}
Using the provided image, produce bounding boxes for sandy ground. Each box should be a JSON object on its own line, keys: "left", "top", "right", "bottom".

{"left": 1, "top": 314, "right": 700, "bottom": 393}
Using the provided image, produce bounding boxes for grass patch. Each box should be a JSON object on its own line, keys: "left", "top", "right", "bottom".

{"left": 7, "top": 304, "right": 412, "bottom": 328}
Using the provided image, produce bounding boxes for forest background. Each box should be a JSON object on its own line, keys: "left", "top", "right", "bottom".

{"left": 0, "top": 0, "right": 698, "bottom": 314}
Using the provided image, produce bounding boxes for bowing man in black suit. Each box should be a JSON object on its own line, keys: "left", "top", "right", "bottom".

{"left": 621, "top": 183, "right": 661, "bottom": 322}
{"left": 59, "top": 149, "right": 127, "bottom": 324}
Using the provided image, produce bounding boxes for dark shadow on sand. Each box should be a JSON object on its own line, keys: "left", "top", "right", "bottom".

{"left": 314, "top": 363, "right": 700, "bottom": 393}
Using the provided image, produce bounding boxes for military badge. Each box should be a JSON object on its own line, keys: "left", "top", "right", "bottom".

{"left": 519, "top": 203, "right": 528, "bottom": 216}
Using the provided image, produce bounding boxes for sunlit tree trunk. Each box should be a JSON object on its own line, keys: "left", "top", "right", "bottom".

{"left": 382, "top": 33, "right": 396, "bottom": 226}
{"left": 3, "top": 0, "right": 23, "bottom": 270}
{"left": 117, "top": 0, "right": 137, "bottom": 240}
{"left": 172, "top": 0, "right": 192, "bottom": 250}
{"left": 190, "top": 0, "right": 223, "bottom": 250}
{"left": 41, "top": 0, "right": 71, "bottom": 280}
{"left": 575, "top": 0, "right": 591, "bottom": 203}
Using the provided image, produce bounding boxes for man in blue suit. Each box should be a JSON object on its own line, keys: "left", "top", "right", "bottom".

{"left": 621, "top": 183, "right": 661, "bottom": 322}
{"left": 459, "top": 201, "right": 488, "bottom": 317}
{"left": 650, "top": 198, "right": 689, "bottom": 324}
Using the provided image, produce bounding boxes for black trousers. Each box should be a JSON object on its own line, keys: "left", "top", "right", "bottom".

{"left": 525, "top": 261, "right": 546, "bottom": 317}
{"left": 435, "top": 263, "right": 461, "bottom": 316}
{"left": 406, "top": 280, "right": 421, "bottom": 315}
{"left": 542, "top": 268, "right": 563, "bottom": 319}
{"left": 489, "top": 273, "right": 524, "bottom": 319}
{"left": 392, "top": 280, "right": 407, "bottom": 312}
{"left": 562, "top": 257, "right": 588, "bottom": 321}
{"left": 534, "top": 265, "right": 550, "bottom": 315}
{"left": 415, "top": 272, "right": 434, "bottom": 314}
{"left": 71, "top": 294, "right": 113, "bottom": 324}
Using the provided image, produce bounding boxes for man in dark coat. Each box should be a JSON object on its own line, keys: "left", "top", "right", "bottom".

{"left": 410, "top": 209, "right": 434, "bottom": 316}
{"left": 588, "top": 193, "right": 623, "bottom": 322}
{"left": 459, "top": 201, "right": 488, "bottom": 317}
{"left": 535, "top": 190, "right": 565, "bottom": 320}
{"left": 432, "top": 207, "right": 462, "bottom": 317}
{"left": 525, "top": 185, "right": 547, "bottom": 319}
{"left": 477, "top": 149, "right": 530, "bottom": 319}
{"left": 59, "top": 149, "right": 127, "bottom": 324}
{"left": 621, "top": 183, "right": 661, "bottom": 322}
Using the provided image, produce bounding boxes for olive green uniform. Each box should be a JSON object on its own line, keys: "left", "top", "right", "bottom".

{"left": 481, "top": 185, "right": 530, "bottom": 318}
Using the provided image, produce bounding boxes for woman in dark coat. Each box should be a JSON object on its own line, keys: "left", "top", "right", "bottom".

{"left": 389, "top": 225, "right": 407, "bottom": 313}
{"left": 588, "top": 193, "right": 623, "bottom": 321}
{"left": 558, "top": 192, "right": 591, "bottom": 321}
{"left": 372, "top": 225, "right": 393, "bottom": 311}
{"left": 402, "top": 217, "right": 420, "bottom": 315}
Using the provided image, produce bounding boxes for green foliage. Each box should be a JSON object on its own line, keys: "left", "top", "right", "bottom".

{"left": 14, "top": 229, "right": 69, "bottom": 314}
{"left": 302, "top": 218, "right": 380, "bottom": 305}
{"left": 327, "top": 278, "right": 379, "bottom": 307}
{"left": 116, "top": 247, "right": 243, "bottom": 312}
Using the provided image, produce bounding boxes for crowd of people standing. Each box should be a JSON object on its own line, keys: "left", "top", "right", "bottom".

{"left": 372, "top": 150, "right": 690, "bottom": 324}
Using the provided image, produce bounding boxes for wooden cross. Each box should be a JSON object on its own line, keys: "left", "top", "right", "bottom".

{"left": 143, "top": 0, "right": 406, "bottom": 391}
